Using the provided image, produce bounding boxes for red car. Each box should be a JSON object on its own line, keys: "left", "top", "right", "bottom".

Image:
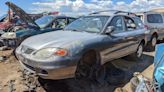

{"left": 0, "top": 14, "right": 13, "bottom": 31}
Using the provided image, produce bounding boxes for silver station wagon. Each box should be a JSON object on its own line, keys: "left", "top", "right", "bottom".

{"left": 16, "top": 10, "right": 149, "bottom": 80}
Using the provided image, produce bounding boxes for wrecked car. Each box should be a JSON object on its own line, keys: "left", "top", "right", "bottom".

{"left": 0, "top": 13, "right": 14, "bottom": 36}
{"left": 0, "top": 14, "right": 8, "bottom": 35}
{"left": 0, "top": 13, "right": 40, "bottom": 36}
{"left": 16, "top": 10, "right": 148, "bottom": 80}
{"left": 1, "top": 2, "right": 76, "bottom": 47}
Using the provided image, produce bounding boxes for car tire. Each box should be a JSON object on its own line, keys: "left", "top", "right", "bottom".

{"left": 147, "top": 35, "right": 157, "bottom": 51}
{"left": 128, "top": 42, "right": 144, "bottom": 61}
{"left": 75, "top": 50, "right": 100, "bottom": 80}
{"left": 136, "top": 43, "right": 144, "bottom": 58}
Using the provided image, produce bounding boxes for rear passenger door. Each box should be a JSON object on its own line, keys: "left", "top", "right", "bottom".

{"left": 122, "top": 16, "right": 145, "bottom": 52}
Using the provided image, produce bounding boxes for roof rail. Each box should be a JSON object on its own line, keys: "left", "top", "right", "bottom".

{"left": 89, "top": 10, "right": 136, "bottom": 16}
{"left": 114, "top": 11, "right": 136, "bottom": 16}
{"left": 89, "top": 10, "right": 119, "bottom": 15}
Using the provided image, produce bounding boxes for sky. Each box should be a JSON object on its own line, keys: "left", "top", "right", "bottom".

{"left": 0, "top": 0, "right": 164, "bottom": 16}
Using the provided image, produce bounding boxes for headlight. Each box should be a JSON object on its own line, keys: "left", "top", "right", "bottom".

{"left": 1, "top": 32, "right": 16, "bottom": 39}
{"left": 33, "top": 48, "right": 68, "bottom": 59}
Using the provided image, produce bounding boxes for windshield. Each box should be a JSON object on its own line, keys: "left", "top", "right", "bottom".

{"left": 35, "top": 15, "right": 54, "bottom": 28}
{"left": 65, "top": 16, "right": 109, "bottom": 33}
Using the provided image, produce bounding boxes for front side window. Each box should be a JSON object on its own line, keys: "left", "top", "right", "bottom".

{"left": 65, "top": 16, "right": 109, "bottom": 33}
{"left": 35, "top": 15, "right": 54, "bottom": 28}
{"left": 132, "top": 17, "right": 144, "bottom": 29}
{"left": 147, "top": 14, "right": 163, "bottom": 23}
{"left": 109, "top": 16, "right": 124, "bottom": 33}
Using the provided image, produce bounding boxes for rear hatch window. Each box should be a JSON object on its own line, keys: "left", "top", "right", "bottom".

{"left": 147, "top": 14, "right": 163, "bottom": 23}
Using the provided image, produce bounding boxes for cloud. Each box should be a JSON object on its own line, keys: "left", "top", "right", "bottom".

{"left": 30, "top": 0, "right": 164, "bottom": 16}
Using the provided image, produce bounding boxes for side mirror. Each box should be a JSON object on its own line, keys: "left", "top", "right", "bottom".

{"left": 105, "top": 26, "right": 114, "bottom": 34}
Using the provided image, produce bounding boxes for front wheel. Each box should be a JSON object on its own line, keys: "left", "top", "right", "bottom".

{"left": 146, "top": 35, "right": 157, "bottom": 51}
{"left": 75, "top": 50, "right": 100, "bottom": 80}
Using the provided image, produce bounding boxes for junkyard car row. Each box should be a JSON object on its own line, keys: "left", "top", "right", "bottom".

{"left": 1, "top": 1, "right": 164, "bottom": 88}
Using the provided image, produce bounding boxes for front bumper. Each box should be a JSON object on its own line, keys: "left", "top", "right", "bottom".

{"left": 16, "top": 53, "right": 78, "bottom": 80}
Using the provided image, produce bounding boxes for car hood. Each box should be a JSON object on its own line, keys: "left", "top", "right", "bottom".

{"left": 15, "top": 28, "right": 30, "bottom": 37}
{"left": 21, "top": 31, "right": 102, "bottom": 50}
{"left": 5, "top": 2, "right": 39, "bottom": 28}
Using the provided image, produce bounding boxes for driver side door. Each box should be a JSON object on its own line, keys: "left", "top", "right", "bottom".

{"left": 101, "top": 16, "right": 131, "bottom": 63}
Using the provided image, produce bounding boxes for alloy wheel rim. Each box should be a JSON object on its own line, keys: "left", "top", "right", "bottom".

{"left": 152, "top": 37, "right": 157, "bottom": 46}
{"left": 137, "top": 45, "right": 143, "bottom": 58}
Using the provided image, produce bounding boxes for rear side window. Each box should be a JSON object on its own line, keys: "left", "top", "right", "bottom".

{"left": 124, "top": 16, "right": 136, "bottom": 31}
{"left": 132, "top": 17, "right": 144, "bottom": 29}
{"left": 147, "top": 14, "right": 163, "bottom": 23}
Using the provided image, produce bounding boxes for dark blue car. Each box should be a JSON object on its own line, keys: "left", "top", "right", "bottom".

{"left": 1, "top": 2, "right": 76, "bottom": 47}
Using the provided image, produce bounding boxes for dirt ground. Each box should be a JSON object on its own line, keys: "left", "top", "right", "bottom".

{"left": 0, "top": 49, "right": 155, "bottom": 92}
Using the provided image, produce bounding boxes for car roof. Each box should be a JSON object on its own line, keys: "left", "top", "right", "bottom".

{"left": 85, "top": 14, "right": 137, "bottom": 19}
{"left": 136, "top": 11, "right": 162, "bottom": 15}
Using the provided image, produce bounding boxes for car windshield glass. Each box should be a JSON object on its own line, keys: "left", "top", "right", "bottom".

{"left": 35, "top": 16, "right": 54, "bottom": 28}
{"left": 65, "top": 16, "right": 109, "bottom": 33}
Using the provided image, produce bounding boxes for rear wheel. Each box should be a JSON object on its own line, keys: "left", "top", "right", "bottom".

{"left": 147, "top": 35, "right": 157, "bottom": 51}
{"left": 75, "top": 50, "right": 100, "bottom": 80}
{"left": 136, "top": 43, "right": 144, "bottom": 58}
{"left": 128, "top": 42, "right": 144, "bottom": 61}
